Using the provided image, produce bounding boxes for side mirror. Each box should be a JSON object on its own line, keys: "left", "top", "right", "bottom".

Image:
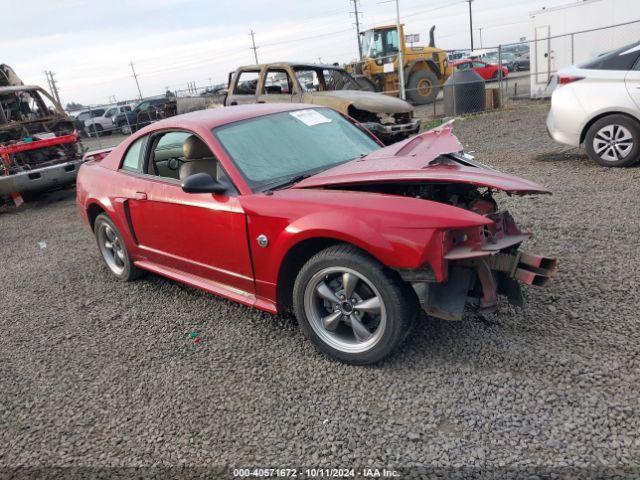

{"left": 181, "top": 172, "right": 227, "bottom": 194}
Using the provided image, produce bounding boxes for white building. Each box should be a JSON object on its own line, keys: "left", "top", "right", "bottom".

{"left": 529, "top": 0, "right": 640, "bottom": 96}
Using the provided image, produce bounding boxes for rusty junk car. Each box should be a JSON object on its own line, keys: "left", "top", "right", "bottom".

{"left": 0, "top": 65, "right": 83, "bottom": 206}
{"left": 224, "top": 63, "right": 420, "bottom": 145}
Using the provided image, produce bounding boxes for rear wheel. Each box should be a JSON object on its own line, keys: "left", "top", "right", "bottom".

{"left": 406, "top": 70, "right": 438, "bottom": 105}
{"left": 119, "top": 122, "right": 131, "bottom": 135}
{"left": 88, "top": 124, "right": 103, "bottom": 137}
{"left": 94, "top": 213, "right": 143, "bottom": 281}
{"left": 293, "top": 245, "right": 416, "bottom": 364}
{"left": 585, "top": 114, "right": 640, "bottom": 167}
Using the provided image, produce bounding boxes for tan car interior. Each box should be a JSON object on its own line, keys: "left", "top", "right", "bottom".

{"left": 146, "top": 132, "right": 226, "bottom": 185}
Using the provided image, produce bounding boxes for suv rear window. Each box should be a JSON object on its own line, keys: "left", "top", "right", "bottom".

{"left": 580, "top": 42, "right": 640, "bottom": 71}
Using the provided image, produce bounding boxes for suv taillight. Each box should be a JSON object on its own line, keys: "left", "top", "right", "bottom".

{"left": 558, "top": 76, "right": 584, "bottom": 86}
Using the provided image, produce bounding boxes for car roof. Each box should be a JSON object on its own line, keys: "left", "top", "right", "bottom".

{"left": 148, "top": 103, "right": 320, "bottom": 131}
{"left": 236, "top": 62, "right": 344, "bottom": 71}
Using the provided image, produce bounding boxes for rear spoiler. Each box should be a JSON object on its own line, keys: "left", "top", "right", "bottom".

{"left": 82, "top": 147, "right": 113, "bottom": 162}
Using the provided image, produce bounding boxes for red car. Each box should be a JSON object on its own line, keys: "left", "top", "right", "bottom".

{"left": 453, "top": 59, "right": 509, "bottom": 80}
{"left": 76, "top": 104, "right": 556, "bottom": 364}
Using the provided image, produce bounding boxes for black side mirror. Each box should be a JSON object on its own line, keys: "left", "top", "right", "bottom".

{"left": 181, "top": 172, "right": 227, "bottom": 194}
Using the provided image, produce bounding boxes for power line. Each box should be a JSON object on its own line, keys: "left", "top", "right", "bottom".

{"left": 250, "top": 29, "right": 259, "bottom": 64}
{"left": 129, "top": 61, "right": 143, "bottom": 100}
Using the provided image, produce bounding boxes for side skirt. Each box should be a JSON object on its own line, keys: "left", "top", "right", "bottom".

{"left": 134, "top": 260, "right": 278, "bottom": 314}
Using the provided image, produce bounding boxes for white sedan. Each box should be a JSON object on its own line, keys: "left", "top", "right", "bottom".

{"left": 546, "top": 42, "right": 640, "bottom": 167}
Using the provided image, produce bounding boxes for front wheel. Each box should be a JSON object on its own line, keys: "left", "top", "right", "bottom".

{"left": 584, "top": 114, "right": 640, "bottom": 167}
{"left": 406, "top": 70, "right": 439, "bottom": 105}
{"left": 293, "top": 245, "right": 416, "bottom": 364}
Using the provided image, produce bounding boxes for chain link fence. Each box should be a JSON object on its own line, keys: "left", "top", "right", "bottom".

{"left": 65, "top": 19, "right": 640, "bottom": 143}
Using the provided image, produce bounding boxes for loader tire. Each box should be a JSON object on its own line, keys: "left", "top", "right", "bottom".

{"left": 406, "top": 70, "right": 438, "bottom": 105}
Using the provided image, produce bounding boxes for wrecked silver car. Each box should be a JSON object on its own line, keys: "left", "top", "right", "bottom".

{"left": 224, "top": 63, "right": 420, "bottom": 144}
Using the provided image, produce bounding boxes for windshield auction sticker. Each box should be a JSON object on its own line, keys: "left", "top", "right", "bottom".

{"left": 289, "top": 109, "right": 332, "bottom": 126}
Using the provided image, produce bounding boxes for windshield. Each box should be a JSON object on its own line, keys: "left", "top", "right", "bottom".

{"left": 214, "top": 108, "right": 380, "bottom": 191}
{"left": 322, "top": 69, "right": 361, "bottom": 90}
{"left": 362, "top": 28, "right": 399, "bottom": 59}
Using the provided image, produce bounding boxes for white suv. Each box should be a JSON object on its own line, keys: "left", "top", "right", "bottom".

{"left": 84, "top": 104, "right": 133, "bottom": 137}
{"left": 547, "top": 42, "right": 640, "bottom": 167}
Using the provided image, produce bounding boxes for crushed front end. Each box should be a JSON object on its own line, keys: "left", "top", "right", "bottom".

{"left": 347, "top": 107, "right": 420, "bottom": 145}
{"left": 408, "top": 208, "right": 557, "bottom": 321}
{"left": 0, "top": 85, "right": 83, "bottom": 205}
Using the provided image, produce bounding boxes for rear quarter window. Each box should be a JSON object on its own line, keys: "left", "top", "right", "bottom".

{"left": 581, "top": 43, "right": 640, "bottom": 71}
{"left": 121, "top": 137, "right": 146, "bottom": 172}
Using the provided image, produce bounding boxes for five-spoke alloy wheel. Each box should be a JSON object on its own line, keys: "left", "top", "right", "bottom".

{"left": 94, "top": 213, "right": 143, "bottom": 281}
{"left": 293, "top": 245, "right": 415, "bottom": 364}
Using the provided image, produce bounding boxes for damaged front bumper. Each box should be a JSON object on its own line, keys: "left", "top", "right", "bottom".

{"left": 401, "top": 212, "right": 558, "bottom": 321}
{"left": 361, "top": 118, "right": 421, "bottom": 143}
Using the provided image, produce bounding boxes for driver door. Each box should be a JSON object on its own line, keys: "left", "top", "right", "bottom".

{"left": 121, "top": 130, "right": 254, "bottom": 293}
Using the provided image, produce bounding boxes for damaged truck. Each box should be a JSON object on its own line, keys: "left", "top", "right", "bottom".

{"left": 0, "top": 64, "right": 83, "bottom": 206}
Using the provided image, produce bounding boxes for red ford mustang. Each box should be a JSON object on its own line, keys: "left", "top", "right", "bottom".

{"left": 77, "top": 104, "right": 556, "bottom": 364}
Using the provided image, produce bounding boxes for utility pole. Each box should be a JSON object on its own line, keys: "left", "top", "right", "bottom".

{"left": 45, "top": 71, "right": 62, "bottom": 106}
{"left": 395, "top": 0, "right": 406, "bottom": 100}
{"left": 249, "top": 30, "right": 259, "bottom": 65}
{"left": 467, "top": 0, "right": 474, "bottom": 51}
{"left": 44, "top": 71, "right": 53, "bottom": 97}
{"left": 349, "top": 0, "right": 363, "bottom": 60}
{"left": 129, "top": 61, "right": 143, "bottom": 100}
{"left": 478, "top": 27, "right": 483, "bottom": 48}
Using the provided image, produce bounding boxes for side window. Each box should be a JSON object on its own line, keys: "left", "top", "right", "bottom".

{"left": 90, "top": 109, "right": 105, "bottom": 118}
{"left": 582, "top": 43, "right": 640, "bottom": 71}
{"left": 121, "top": 137, "right": 146, "bottom": 172}
{"left": 263, "top": 69, "right": 292, "bottom": 94}
{"left": 234, "top": 71, "right": 260, "bottom": 94}
{"left": 104, "top": 108, "right": 117, "bottom": 118}
{"left": 146, "top": 131, "right": 193, "bottom": 180}
{"left": 295, "top": 69, "right": 321, "bottom": 92}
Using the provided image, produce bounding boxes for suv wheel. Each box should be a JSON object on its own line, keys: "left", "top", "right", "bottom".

{"left": 293, "top": 245, "right": 416, "bottom": 364}
{"left": 585, "top": 114, "right": 640, "bottom": 167}
{"left": 94, "top": 213, "right": 143, "bottom": 281}
{"left": 119, "top": 122, "right": 131, "bottom": 135}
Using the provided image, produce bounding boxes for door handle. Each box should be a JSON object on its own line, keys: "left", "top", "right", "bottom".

{"left": 134, "top": 191, "right": 147, "bottom": 200}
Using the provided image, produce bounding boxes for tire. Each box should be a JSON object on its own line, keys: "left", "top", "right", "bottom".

{"left": 492, "top": 70, "right": 503, "bottom": 81}
{"left": 406, "top": 70, "right": 439, "bottom": 105}
{"left": 119, "top": 122, "right": 131, "bottom": 135}
{"left": 91, "top": 124, "right": 104, "bottom": 137}
{"left": 353, "top": 75, "right": 378, "bottom": 92}
{"left": 584, "top": 114, "right": 640, "bottom": 167}
{"left": 293, "top": 244, "right": 416, "bottom": 364}
{"left": 94, "top": 213, "right": 144, "bottom": 281}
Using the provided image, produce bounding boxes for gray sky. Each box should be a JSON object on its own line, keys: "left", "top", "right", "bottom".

{"left": 5, "top": 0, "right": 573, "bottom": 105}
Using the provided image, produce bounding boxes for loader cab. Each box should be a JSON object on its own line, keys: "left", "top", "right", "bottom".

{"left": 360, "top": 26, "right": 402, "bottom": 60}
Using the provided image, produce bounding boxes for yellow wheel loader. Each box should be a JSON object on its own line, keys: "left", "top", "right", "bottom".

{"left": 347, "top": 25, "right": 452, "bottom": 105}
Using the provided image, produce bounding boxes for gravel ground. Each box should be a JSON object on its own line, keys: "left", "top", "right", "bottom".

{"left": 1, "top": 104, "right": 639, "bottom": 478}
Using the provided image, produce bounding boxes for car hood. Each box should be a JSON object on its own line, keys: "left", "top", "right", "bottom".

{"left": 293, "top": 124, "right": 549, "bottom": 194}
{"left": 306, "top": 89, "right": 413, "bottom": 114}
